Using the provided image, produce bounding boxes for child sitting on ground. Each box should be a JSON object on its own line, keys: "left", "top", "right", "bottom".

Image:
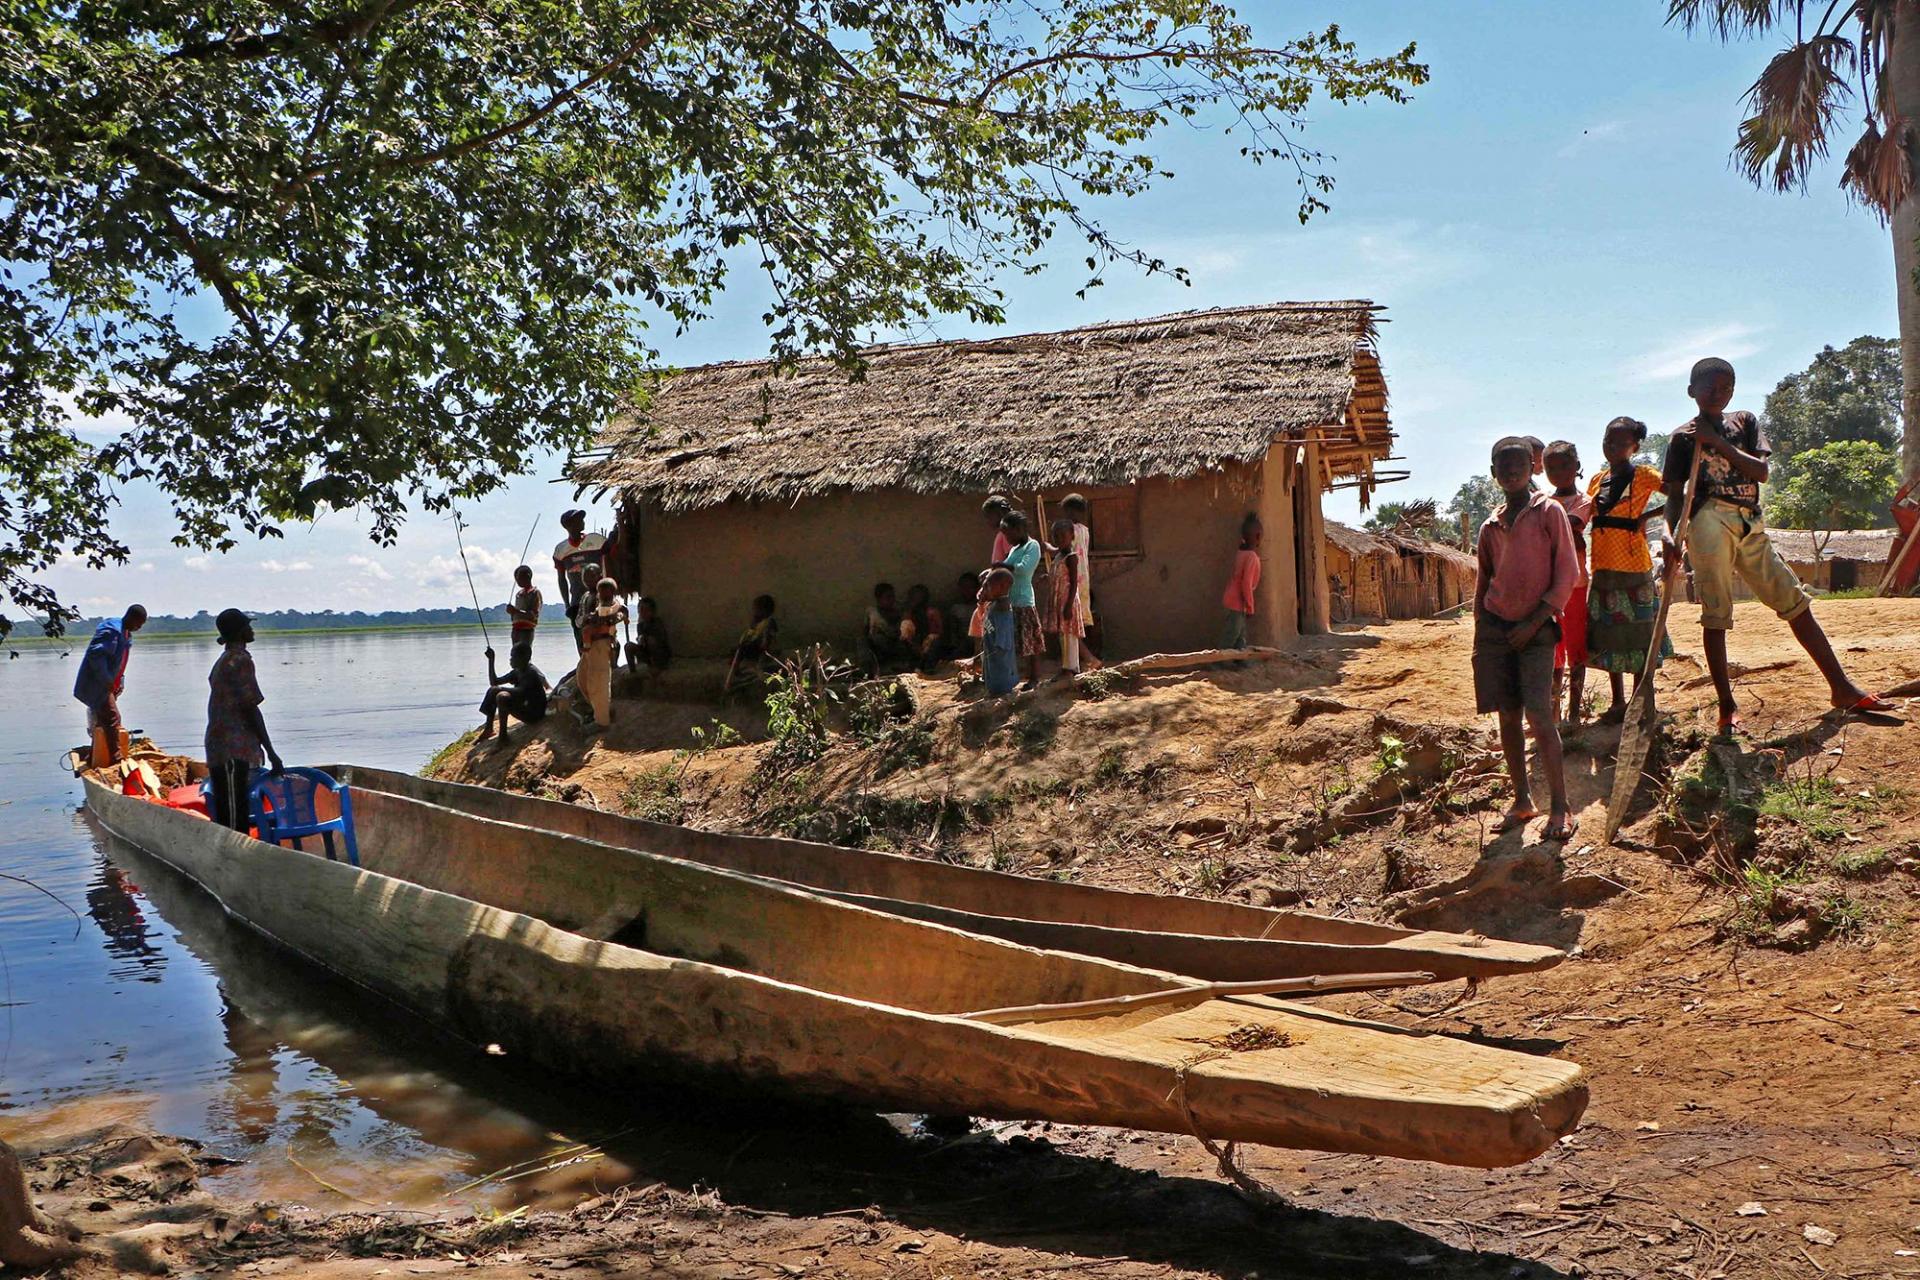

{"left": 861, "top": 582, "right": 912, "bottom": 675}
{"left": 633, "top": 596, "right": 671, "bottom": 673}
{"left": 900, "top": 584, "right": 944, "bottom": 672}
{"left": 725, "top": 594, "right": 780, "bottom": 694}
{"left": 1663, "top": 357, "right": 1896, "bottom": 735}
{"left": 945, "top": 572, "right": 979, "bottom": 660}
{"left": 1044, "top": 517, "right": 1084, "bottom": 680}
{"left": 1475, "top": 437, "right": 1580, "bottom": 842}
{"left": 478, "top": 645, "right": 550, "bottom": 744}
{"left": 1220, "top": 513, "right": 1262, "bottom": 648}
{"left": 1544, "top": 441, "right": 1593, "bottom": 727}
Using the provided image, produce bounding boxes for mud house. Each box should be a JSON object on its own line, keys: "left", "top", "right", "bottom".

{"left": 1743, "top": 528, "right": 1896, "bottom": 594}
{"left": 1323, "top": 521, "right": 1477, "bottom": 622}
{"left": 572, "top": 303, "right": 1398, "bottom": 658}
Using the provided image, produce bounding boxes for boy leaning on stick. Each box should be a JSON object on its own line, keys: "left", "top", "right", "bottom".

{"left": 1474, "top": 436, "right": 1580, "bottom": 843}
{"left": 1663, "top": 358, "right": 1898, "bottom": 737}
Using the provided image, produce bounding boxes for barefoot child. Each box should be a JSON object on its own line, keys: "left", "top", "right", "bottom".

{"left": 975, "top": 567, "right": 1018, "bottom": 697}
{"left": 577, "top": 576, "right": 627, "bottom": 730}
{"left": 1585, "top": 417, "right": 1672, "bottom": 723}
{"left": 1663, "top": 358, "right": 1896, "bottom": 736}
{"left": 999, "top": 511, "right": 1046, "bottom": 690}
{"left": 1475, "top": 437, "right": 1580, "bottom": 842}
{"left": 1220, "top": 514, "right": 1261, "bottom": 648}
{"left": 1544, "top": 441, "right": 1593, "bottom": 726}
{"left": 1044, "top": 518, "right": 1084, "bottom": 679}
{"left": 477, "top": 645, "right": 550, "bottom": 743}
{"left": 1061, "top": 494, "right": 1099, "bottom": 667}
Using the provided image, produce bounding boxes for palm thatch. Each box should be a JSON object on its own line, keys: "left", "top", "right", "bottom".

{"left": 575, "top": 302, "right": 1393, "bottom": 512}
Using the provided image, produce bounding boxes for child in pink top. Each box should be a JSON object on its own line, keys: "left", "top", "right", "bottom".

{"left": 1220, "top": 514, "right": 1262, "bottom": 648}
{"left": 1544, "top": 441, "right": 1593, "bottom": 727}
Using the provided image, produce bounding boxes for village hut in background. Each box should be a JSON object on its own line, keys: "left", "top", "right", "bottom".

{"left": 572, "top": 302, "right": 1399, "bottom": 658}
{"left": 1740, "top": 528, "right": 1897, "bottom": 595}
{"left": 1323, "top": 521, "right": 1477, "bottom": 623}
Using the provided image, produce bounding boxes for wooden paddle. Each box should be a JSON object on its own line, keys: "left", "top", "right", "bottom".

{"left": 960, "top": 970, "right": 1437, "bottom": 1025}
{"left": 1603, "top": 440, "right": 1705, "bottom": 842}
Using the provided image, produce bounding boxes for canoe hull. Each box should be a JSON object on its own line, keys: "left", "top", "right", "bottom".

{"left": 336, "top": 764, "right": 1563, "bottom": 982}
{"left": 84, "top": 778, "right": 1587, "bottom": 1168}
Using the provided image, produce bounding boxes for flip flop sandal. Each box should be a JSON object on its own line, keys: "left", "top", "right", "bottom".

{"left": 1715, "top": 711, "right": 1746, "bottom": 740}
{"left": 1542, "top": 819, "right": 1576, "bottom": 842}
{"left": 1831, "top": 694, "right": 1907, "bottom": 724}
{"left": 1493, "top": 809, "right": 1540, "bottom": 834}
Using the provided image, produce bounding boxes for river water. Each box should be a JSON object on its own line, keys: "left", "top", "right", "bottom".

{"left": 0, "top": 625, "right": 671, "bottom": 1207}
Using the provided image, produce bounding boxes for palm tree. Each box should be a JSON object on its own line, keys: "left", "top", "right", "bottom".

{"left": 1670, "top": 1, "right": 1920, "bottom": 480}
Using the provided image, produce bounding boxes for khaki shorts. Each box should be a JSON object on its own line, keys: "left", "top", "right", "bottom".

{"left": 1689, "top": 500, "right": 1810, "bottom": 630}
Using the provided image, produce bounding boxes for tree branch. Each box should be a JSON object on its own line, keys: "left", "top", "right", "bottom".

{"left": 168, "top": 0, "right": 413, "bottom": 62}
{"left": 293, "top": 31, "right": 652, "bottom": 186}
{"left": 154, "top": 203, "right": 269, "bottom": 351}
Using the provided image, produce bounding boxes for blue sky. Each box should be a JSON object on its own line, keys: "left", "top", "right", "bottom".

{"left": 42, "top": 1, "right": 1898, "bottom": 617}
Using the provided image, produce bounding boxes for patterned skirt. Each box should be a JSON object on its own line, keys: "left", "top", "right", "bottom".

{"left": 1586, "top": 569, "right": 1672, "bottom": 674}
{"left": 1013, "top": 605, "right": 1045, "bottom": 657}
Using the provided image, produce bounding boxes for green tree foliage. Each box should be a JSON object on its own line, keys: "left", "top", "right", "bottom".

{"left": 1443, "top": 476, "right": 1499, "bottom": 548}
{"left": 1362, "top": 500, "right": 1411, "bottom": 533}
{"left": 1763, "top": 336, "right": 1901, "bottom": 465}
{"left": 0, "top": 3, "right": 1426, "bottom": 635}
{"left": 1768, "top": 440, "right": 1900, "bottom": 558}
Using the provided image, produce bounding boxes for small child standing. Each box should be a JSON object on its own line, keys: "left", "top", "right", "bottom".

{"left": 1220, "top": 514, "right": 1262, "bottom": 648}
{"left": 1044, "top": 517, "right": 1084, "bottom": 679}
{"left": 1061, "top": 494, "right": 1098, "bottom": 665}
{"left": 506, "top": 564, "right": 543, "bottom": 670}
{"left": 1475, "top": 437, "right": 1580, "bottom": 842}
{"left": 1543, "top": 441, "right": 1593, "bottom": 727}
{"left": 999, "top": 511, "right": 1045, "bottom": 690}
{"left": 975, "top": 568, "right": 1018, "bottom": 697}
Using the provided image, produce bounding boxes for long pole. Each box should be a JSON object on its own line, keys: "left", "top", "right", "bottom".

{"left": 451, "top": 511, "right": 494, "bottom": 651}
{"left": 518, "top": 514, "right": 542, "bottom": 569}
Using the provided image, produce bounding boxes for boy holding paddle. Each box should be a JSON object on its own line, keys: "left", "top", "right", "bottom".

{"left": 1663, "top": 358, "right": 1896, "bottom": 736}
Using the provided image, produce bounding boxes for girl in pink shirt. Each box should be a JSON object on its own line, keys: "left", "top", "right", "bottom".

{"left": 1220, "top": 514, "right": 1262, "bottom": 648}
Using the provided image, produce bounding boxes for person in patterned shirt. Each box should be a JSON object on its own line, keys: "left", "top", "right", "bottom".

{"left": 204, "top": 609, "right": 282, "bottom": 833}
{"left": 1663, "top": 358, "right": 1895, "bottom": 735}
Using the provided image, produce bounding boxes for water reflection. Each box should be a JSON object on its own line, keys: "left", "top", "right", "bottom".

{"left": 84, "top": 860, "right": 167, "bottom": 982}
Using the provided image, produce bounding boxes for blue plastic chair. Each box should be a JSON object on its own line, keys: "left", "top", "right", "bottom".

{"left": 248, "top": 767, "right": 360, "bottom": 867}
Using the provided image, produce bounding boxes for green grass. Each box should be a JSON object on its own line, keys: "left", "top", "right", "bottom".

{"left": 1819, "top": 586, "right": 1879, "bottom": 601}
{"left": 1831, "top": 845, "right": 1894, "bottom": 879}
{"left": 1756, "top": 775, "right": 1887, "bottom": 843}
{"left": 618, "top": 765, "right": 684, "bottom": 824}
{"left": 419, "top": 729, "right": 480, "bottom": 778}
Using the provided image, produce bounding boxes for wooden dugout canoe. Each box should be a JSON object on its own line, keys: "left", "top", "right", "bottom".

{"left": 331, "top": 764, "right": 1564, "bottom": 984}
{"left": 83, "top": 769, "right": 1585, "bottom": 1168}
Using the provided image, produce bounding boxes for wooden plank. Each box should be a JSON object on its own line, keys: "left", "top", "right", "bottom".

{"left": 85, "top": 780, "right": 1588, "bottom": 1168}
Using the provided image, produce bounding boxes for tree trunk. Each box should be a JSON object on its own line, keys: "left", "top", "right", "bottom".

{"left": 1891, "top": 2, "right": 1920, "bottom": 482}
{"left": 0, "top": 1138, "right": 88, "bottom": 1269}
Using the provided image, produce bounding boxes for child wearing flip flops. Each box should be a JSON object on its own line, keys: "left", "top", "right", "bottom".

{"left": 1662, "top": 358, "right": 1898, "bottom": 736}
{"left": 1475, "top": 437, "right": 1581, "bottom": 842}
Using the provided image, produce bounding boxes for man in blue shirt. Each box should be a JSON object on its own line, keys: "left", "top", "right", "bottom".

{"left": 72, "top": 605, "right": 147, "bottom": 764}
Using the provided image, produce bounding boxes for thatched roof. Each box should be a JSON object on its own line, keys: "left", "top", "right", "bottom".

{"left": 575, "top": 302, "right": 1393, "bottom": 512}
{"left": 1325, "top": 520, "right": 1476, "bottom": 571}
{"left": 1767, "top": 528, "right": 1897, "bottom": 563}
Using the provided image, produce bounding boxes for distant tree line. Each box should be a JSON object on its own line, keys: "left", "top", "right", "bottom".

{"left": 14, "top": 602, "right": 569, "bottom": 639}
{"left": 1372, "top": 337, "right": 1902, "bottom": 555}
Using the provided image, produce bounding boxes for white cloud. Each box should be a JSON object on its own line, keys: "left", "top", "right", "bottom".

{"left": 419, "top": 546, "right": 522, "bottom": 592}
{"left": 345, "top": 554, "right": 395, "bottom": 582}
{"left": 259, "top": 559, "right": 313, "bottom": 573}
{"left": 183, "top": 555, "right": 212, "bottom": 573}
{"left": 1622, "top": 323, "right": 1767, "bottom": 387}
{"left": 1558, "top": 120, "right": 1627, "bottom": 160}
{"left": 50, "top": 390, "right": 136, "bottom": 439}
{"left": 136, "top": 562, "right": 155, "bottom": 573}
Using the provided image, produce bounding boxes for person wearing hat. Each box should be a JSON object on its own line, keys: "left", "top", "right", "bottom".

{"left": 205, "top": 608, "right": 283, "bottom": 833}
{"left": 553, "top": 508, "right": 608, "bottom": 651}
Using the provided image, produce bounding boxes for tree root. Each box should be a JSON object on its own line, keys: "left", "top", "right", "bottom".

{"left": 0, "top": 1138, "right": 97, "bottom": 1270}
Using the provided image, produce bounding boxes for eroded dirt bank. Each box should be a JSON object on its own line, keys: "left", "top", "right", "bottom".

{"left": 14, "top": 599, "right": 1920, "bottom": 1279}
